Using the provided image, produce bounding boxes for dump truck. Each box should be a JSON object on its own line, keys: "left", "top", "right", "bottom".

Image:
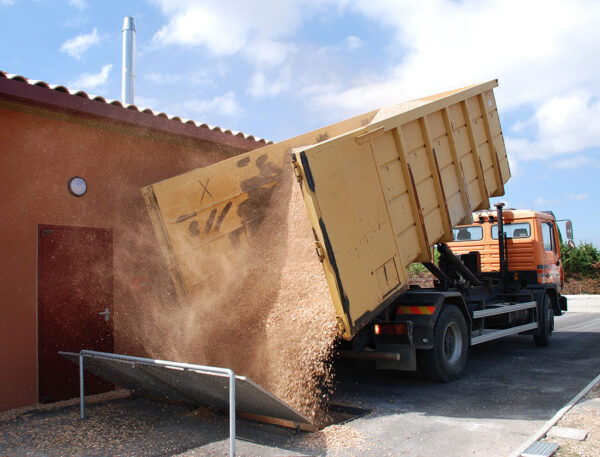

{"left": 142, "top": 79, "right": 570, "bottom": 382}
{"left": 366, "top": 204, "right": 571, "bottom": 381}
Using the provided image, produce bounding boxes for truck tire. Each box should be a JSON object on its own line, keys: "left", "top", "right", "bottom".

{"left": 533, "top": 293, "right": 554, "bottom": 347}
{"left": 418, "top": 305, "right": 468, "bottom": 382}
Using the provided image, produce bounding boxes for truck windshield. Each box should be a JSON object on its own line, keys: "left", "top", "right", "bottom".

{"left": 452, "top": 226, "right": 483, "bottom": 241}
{"left": 491, "top": 222, "right": 531, "bottom": 239}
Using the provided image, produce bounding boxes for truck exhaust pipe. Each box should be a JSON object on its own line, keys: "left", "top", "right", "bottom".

{"left": 495, "top": 202, "right": 509, "bottom": 286}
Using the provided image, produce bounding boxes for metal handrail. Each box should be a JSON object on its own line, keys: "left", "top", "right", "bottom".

{"left": 78, "top": 350, "right": 236, "bottom": 457}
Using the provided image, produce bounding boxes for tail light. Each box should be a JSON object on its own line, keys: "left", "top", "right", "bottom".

{"left": 374, "top": 323, "right": 408, "bottom": 336}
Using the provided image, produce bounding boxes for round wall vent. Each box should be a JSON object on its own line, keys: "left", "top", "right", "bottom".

{"left": 68, "top": 176, "right": 87, "bottom": 197}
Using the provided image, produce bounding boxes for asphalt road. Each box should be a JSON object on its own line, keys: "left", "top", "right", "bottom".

{"left": 1, "top": 297, "right": 599, "bottom": 457}
{"left": 327, "top": 299, "right": 600, "bottom": 457}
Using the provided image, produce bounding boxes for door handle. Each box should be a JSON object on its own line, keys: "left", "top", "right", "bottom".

{"left": 98, "top": 308, "right": 111, "bottom": 322}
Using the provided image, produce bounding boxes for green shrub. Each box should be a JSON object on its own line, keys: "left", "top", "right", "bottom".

{"left": 407, "top": 262, "right": 429, "bottom": 275}
{"left": 407, "top": 247, "right": 440, "bottom": 276}
{"left": 561, "top": 241, "right": 600, "bottom": 278}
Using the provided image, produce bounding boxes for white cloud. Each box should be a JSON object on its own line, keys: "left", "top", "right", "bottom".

{"left": 203, "top": 92, "right": 242, "bottom": 117}
{"left": 153, "top": 7, "right": 241, "bottom": 54}
{"left": 134, "top": 95, "right": 161, "bottom": 110}
{"left": 247, "top": 71, "right": 289, "bottom": 98}
{"left": 506, "top": 154, "right": 520, "bottom": 178}
{"left": 145, "top": 73, "right": 183, "bottom": 84}
{"left": 533, "top": 192, "right": 589, "bottom": 208}
{"left": 147, "top": 0, "right": 600, "bottom": 168}
{"left": 164, "top": 91, "right": 244, "bottom": 119}
{"left": 251, "top": 40, "right": 293, "bottom": 67}
{"left": 532, "top": 196, "right": 559, "bottom": 207}
{"left": 549, "top": 155, "right": 600, "bottom": 169}
{"left": 152, "top": 0, "right": 304, "bottom": 56}
{"left": 70, "top": 64, "right": 112, "bottom": 91}
{"left": 69, "top": 0, "right": 87, "bottom": 10}
{"left": 508, "top": 118, "right": 534, "bottom": 135}
{"left": 145, "top": 70, "right": 214, "bottom": 86}
{"left": 337, "top": 0, "right": 600, "bottom": 109}
{"left": 149, "top": 0, "right": 600, "bottom": 112}
{"left": 346, "top": 35, "right": 362, "bottom": 50}
{"left": 1, "top": 0, "right": 15, "bottom": 5}
{"left": 308, "top": 1, "right": 600, "bottom": 119}
{"left": 506, "top": 91, "right": 600, "bottom": 160}
{"left": 281, "top": 0, "right": 600, "bottom": 168}
{"left": 569, "top": 193, "right": 589, "bottom": 201}
{"left": 60, "top": 28, "right": 101, "bottom": 59}
{"left": 535, "top": 93, "right": 600, "bottom": 152}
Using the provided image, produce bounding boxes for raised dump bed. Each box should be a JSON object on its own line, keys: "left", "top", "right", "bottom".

{"left": 142, "top": 79, "right": 509, "bottom": 341}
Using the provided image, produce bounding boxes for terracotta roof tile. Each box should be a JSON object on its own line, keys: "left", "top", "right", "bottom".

{"left": 0, "top": 70, "right": 270, "bottom": 145}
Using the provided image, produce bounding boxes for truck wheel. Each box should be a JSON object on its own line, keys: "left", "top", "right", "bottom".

{"left": 418, "top": 305, "right": 468, "bottom": 382}
{"left": 533, "top": 293, "right": 554, "bottom": 347}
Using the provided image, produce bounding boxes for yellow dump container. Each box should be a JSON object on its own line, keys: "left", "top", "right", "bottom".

{"left": 142, "top": 80, "right": 509, "bottom": 340}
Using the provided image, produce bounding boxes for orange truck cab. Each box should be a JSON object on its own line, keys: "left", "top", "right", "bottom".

{"left": 447, "top": 209, "right": 564, "bottom": 292}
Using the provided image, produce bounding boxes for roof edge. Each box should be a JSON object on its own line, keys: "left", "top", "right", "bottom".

{"left": 0, "top": 70, "right": 270, "bottom": 151}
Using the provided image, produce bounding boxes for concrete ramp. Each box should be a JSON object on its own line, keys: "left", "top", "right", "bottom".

{"left": 60, "top": 351, "right": 313, "bottom": 427}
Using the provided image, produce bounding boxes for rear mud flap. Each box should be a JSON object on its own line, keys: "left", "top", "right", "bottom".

{"left": 559, "top": 295, "right": 568, "bottom": 312}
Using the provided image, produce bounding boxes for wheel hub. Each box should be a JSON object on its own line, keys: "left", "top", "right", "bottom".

{"left": 443, "top": 322, "right": 463, "bottom": 364}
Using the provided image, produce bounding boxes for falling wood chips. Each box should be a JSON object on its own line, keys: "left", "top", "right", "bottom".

{"left": 137, "top": 163, "right": 339, "bottom": 426}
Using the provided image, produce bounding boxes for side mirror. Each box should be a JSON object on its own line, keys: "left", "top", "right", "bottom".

{"left": 566, "top": 220, "right": 574, "bottom": 243}
{"left": 556, "top": 218, "right": 575, "bottom": 248}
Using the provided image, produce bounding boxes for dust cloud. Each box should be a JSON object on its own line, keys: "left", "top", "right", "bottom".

{"left": 126, "top": 162, "right": 339, "bottom": 424}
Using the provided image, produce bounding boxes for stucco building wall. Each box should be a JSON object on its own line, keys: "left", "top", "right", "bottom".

{"left": 0, "top": 78, "right": 263, "bottom": 410}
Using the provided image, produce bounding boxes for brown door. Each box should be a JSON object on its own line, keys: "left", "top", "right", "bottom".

{"left": 38, "top": 225, "right": 114, "bottom": 402}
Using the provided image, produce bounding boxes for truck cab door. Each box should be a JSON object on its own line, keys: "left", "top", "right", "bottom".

{"left": 539, "top": 221, "right": 561, "bottom": 289}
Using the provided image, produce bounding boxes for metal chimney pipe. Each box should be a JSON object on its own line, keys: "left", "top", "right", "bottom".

{"left": 122, "top": 16, "right": 135, "bottom": 105}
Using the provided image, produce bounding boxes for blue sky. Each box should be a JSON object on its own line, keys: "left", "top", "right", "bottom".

{"left": 1, "top": 0, "right": 599, "bottom": 246}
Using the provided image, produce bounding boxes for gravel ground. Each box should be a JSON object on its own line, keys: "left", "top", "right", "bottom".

{"left": 0, "top": 391, "right": 366, "bottom": 457}
{"left": 542, "top": 383, "right": 600, "bottom": 457}
{"left": 0, "top": 394, "right": 226, "bottom": 457}
{"left": 2, "top": 379, "right": 600, "bottom": 457}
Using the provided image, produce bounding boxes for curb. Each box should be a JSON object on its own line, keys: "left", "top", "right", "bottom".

{"left": 508, "top": 372, "right": 600, "bottom": 457}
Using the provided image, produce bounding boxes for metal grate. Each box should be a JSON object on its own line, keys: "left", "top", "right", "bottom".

{"left": 521, "top": 441, "right": 559, "bottom": 457}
